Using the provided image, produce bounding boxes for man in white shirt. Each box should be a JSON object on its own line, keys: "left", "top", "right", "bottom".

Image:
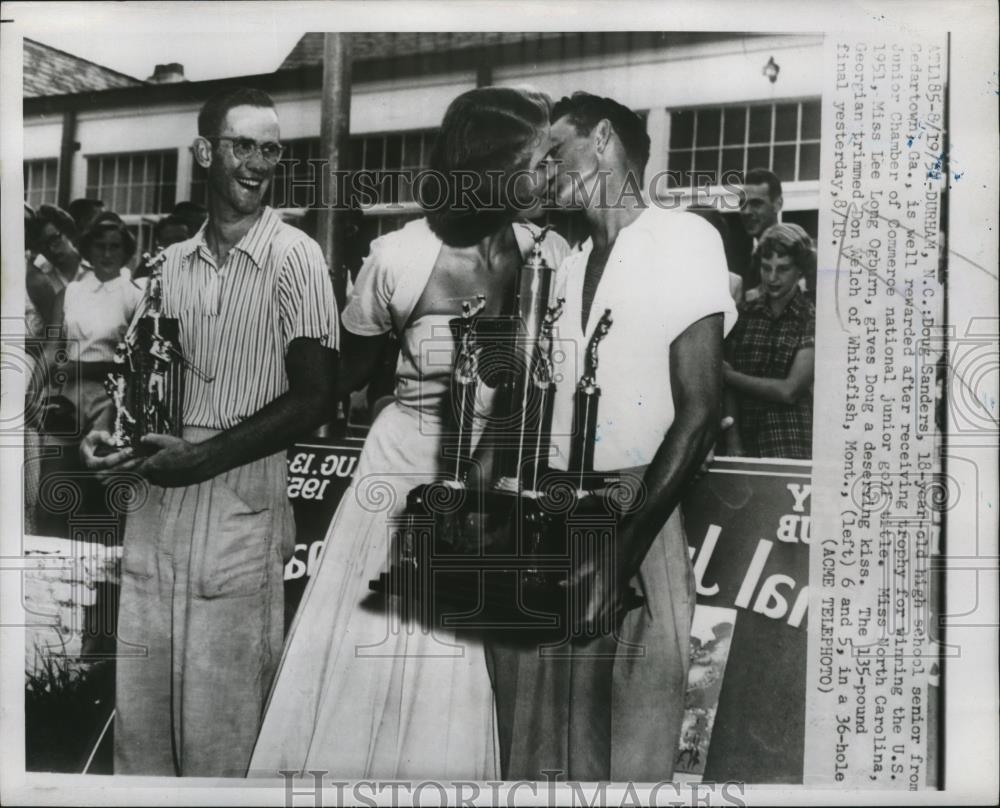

{"left": 487, "top": 92, "right": 737, "bottom": 782}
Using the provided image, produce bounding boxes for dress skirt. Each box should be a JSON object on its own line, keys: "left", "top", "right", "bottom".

{"left": 248, "top": 401, "right": 499, "bottom": 779}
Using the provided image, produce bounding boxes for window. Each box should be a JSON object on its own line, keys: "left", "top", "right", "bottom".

{"left": 85, "top": 150, "right": 178, "bottom": 215}
{"left": 24, "top": 159, "right": 59, "bottom": 210}
{"left": 274, "top": 138, "right": 325, "bottom": 208}
{"left": 666, "top": 99, "right": 821, "bottom": 188}
{"left": 353, "top": 130, "right": 436, "bottom": 206}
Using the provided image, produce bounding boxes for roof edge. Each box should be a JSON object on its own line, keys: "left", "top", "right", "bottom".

{"left": 23, "top": 31, "right": 779, "bottom": 115}
{"left": 25, "top": 37, "right": 147, "bottom": 86}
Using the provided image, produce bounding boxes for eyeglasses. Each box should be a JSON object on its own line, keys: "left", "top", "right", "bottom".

{"left": 209, "top": 136, "right": 285, "bottom": 165}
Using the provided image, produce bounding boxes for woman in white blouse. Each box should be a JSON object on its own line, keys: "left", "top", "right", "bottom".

{"left": 249, "top": 87, "right": 569, "bottom": 780}
{"left": 62, "top": 212, "right": 145, "bottom": 439}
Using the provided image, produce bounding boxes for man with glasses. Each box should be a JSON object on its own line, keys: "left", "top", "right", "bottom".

{"left": 83, "top": 87, "right": 339, "bottom": 777}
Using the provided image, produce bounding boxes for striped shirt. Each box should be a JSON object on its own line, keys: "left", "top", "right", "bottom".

{"left": 160, "top": 207, "right": 339, "bottom": 430}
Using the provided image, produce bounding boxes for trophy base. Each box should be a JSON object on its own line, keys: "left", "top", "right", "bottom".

{"left": 367, "top": 481, "right": 645, "bottom": 635}
{"left": 368, "top": 564, "right": 644, "bottom": 639}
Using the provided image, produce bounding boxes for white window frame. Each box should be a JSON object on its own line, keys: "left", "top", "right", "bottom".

{"left": 84, "top": 149, "right": 179, "bottom": 218}
{"left": 24, "top": 158, "right": 59, "bottom": 210}
{"left": 662, "top": 98, "right": 821, "bottom": 212}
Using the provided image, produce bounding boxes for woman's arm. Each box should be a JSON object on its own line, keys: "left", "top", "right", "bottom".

{"left": 723, "top": 347, "right": 815, "bottom": 405}
{"left": 338, "top": 329, "right": 392, "bottom": 397}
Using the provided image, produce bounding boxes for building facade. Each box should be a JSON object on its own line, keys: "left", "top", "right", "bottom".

{"left": 24, "top": 32, "right": 823, "bottom": 264}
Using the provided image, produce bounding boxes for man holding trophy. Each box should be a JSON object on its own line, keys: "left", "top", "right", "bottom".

{"left": 487, "top": 93, "right": 738, "bottom": 780}
{"left": 82, "top": 87, "right": 339, "bottom": 777}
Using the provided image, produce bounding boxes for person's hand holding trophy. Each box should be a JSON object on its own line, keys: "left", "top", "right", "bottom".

{"left": 82, "top": 251, "right": 206, "bottom": 487}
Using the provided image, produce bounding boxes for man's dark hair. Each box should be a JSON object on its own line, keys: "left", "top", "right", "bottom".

{"left": 198, "top": 87, "right": 276, "bottom": 138}
{"left": 68, "top": 198, "right": 105, "bottom": 230}
{"left": 552, "top": 92, "right": 651, "bottom": 176}
{"left": 155, "top": 214, "right": 190, "bottom": 240}
{"left": 421, "top": 86, "right": 551, "bottom": 247}
{"left": 744, "top": 167, "right": 782, "bottom": 201}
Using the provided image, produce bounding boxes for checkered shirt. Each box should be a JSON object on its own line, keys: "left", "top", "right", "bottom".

{"left": 727, "top": 288, "right": 815, "bottom": 459}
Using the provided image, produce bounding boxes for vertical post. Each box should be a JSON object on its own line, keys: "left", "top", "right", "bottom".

{"left": 57, "top": 109, "right": 77, "bottom": 210}
{"left": 318, "top": 33, "right": 353, "bottom": 311}
{"left": 644, "top": 107, "right": 669, "bottom": 201}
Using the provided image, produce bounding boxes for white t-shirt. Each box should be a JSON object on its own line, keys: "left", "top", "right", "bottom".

{"left": 548, "top": 206, "right": 737, "bottom": 471}
{"left": 63, "top": 266, "right": 145, "bottom": 363}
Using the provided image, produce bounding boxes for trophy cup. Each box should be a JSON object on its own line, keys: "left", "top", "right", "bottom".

{"left": 104, "top": 250, "right": 185, "bottom": 452}
{"left": 370, "top": 228, "right": 643, "bottom": 631}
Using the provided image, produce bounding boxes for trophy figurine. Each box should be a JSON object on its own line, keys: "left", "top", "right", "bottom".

{"left": 104, "top": 250, "right": 185, "bottom": 453}
{"left": 104, "top": 344, "right": 136, "bottom": 450}
{"left": 145, "top": 333, "right": 179, "bottom": 436}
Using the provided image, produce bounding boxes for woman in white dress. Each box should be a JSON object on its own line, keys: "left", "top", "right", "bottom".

{"left": 248, "top": 87, "right": 569, "bottom": 779}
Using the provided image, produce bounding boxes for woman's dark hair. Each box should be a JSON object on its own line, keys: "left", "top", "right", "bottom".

{"left": 77, "top": 211, "right": 137, "bottom": 263}
{"left": 421, "top": 86, "right": 551, "bottom": 247}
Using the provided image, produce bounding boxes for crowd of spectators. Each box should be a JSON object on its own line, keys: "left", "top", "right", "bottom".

{"left": 22, "top": 198, "right": 207, "bottom": 536}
